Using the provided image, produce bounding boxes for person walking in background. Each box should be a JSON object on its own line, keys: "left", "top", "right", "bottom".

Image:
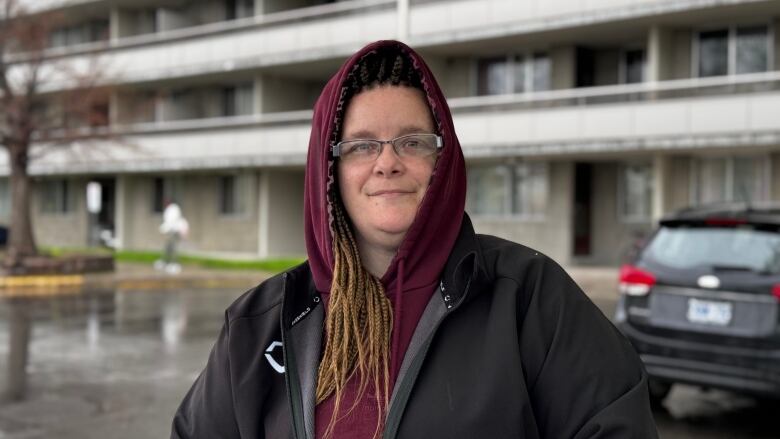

{"left": 155, "top": 199, "right": 188, "bottom": 275}
{"left": 172, "top": 40, "right": 658, "bottom": 438}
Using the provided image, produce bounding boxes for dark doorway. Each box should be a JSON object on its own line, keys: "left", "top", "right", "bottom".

{"left": 573, "top": 163, "right": 593, "bottom": 256}
{"left": 576, "top": 47, "right": 596, "bottom": 87}
{"left": 87, "top": 178, "right": 116, "bottom": 247}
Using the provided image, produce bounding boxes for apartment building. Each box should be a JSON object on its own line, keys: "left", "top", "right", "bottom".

{"left": 2, "top": 0, "right": 780, "bottom": 266}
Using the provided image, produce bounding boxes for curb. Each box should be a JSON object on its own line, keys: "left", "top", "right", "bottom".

{"left": 0, "top": 275, "right": 84, "bottom": 288}
{"left": 0, "top": 273, "right": 264, "bottom": 298}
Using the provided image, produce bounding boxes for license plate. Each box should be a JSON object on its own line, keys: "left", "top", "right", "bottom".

{"left": 686, "top": 298, "right": 732, "bottom": 326}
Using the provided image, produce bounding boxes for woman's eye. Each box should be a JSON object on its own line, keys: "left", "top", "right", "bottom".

{"left": 348, "top": 142, "right": 374, "bottom": 154}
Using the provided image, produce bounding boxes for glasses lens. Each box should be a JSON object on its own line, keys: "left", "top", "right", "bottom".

{"left": 340, "top": 140, "right": 380, "bottom": 161}
{"left": 394, "top": 134, "right": 439, "bottom": 157}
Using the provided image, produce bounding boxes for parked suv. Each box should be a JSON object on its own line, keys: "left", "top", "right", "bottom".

{"left": 614, "top": 202, "right": 780, "bottom": 404}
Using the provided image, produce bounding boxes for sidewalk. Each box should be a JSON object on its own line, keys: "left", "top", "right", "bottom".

{"left": 0, "top": 261, "right": 270, "bottom": 297}
{"left": 0, "top": 260, "right": 619, "bottom": 300}
{"left": 565, "top": 266, "right": 620, "bottom": 301}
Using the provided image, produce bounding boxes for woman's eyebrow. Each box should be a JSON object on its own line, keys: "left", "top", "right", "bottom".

{"left": 343, "top": 126, "right": 431, "bottom": 140}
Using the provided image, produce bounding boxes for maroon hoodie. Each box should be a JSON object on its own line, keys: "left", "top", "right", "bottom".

{"left": 303, "top": 40, "right": 467, "bottom": 437}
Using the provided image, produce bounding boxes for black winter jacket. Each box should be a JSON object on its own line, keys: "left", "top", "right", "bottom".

{"left": 171, "top": 216, "right": 658, "bottom": 438}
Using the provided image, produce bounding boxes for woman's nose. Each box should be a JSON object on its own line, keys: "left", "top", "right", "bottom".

{"left": 373, "top": 142, "right": 404, "bottom": 175}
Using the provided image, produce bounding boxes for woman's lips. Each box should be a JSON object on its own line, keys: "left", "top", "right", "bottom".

{"left": 370, "top": 189, "right": 414, "bottom": 197}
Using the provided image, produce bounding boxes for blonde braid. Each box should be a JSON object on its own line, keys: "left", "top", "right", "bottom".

{"left": 316, "top": 199, "right": 393, "bottom": 439}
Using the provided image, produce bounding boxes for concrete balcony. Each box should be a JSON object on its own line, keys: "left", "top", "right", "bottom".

{"left": 19, "top": 0, "right": 780, "bottom": 92}
{"left": 450, "top": 71, "right": 780, "bottom": 158}
{"left": 19, "top": 0, "right": 397, "bottom": 91}
{"left": 6, "top": 73, "right": 780, "bottom": 176}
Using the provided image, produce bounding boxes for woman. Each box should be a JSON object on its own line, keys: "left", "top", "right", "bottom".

{"left": 172, "top": 40, "right": 658, "bottom": 439}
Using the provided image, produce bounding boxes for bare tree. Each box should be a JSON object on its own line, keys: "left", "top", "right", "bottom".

{"left": 0, "top": 0, "right": 112, "bottom": 267}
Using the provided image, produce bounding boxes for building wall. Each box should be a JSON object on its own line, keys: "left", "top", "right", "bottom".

{"left": 671, "top": 29, "right": 693, "bottom": 79}
{"left": 426, "top": 55, "right": 473, "bottom": 98}
{"left": 470, "top": 161, "right": 573, "bottom": 266}
{"left": 193, "top": 173, "right": 260, "bottom": 254}
{"left": 263, "top": 169, "right": 305, "bottom": 257}
{"left": 666, "top": 156, "right": 692, "bottom": 210}
{"left": 587, "top": 162, "right": 654, "bottom": 266}
{"left": 551, "top": 46, "right": 576, "bottom": 89}
{"left": 121, "top": 175, "right": 163, "bottom": 251}
{"left": 772, "top": 152, "right": 780, "bottom": 199}
{"left": 31, "top": 177, "right": 89, "bottom": 248}
{"left": 121, "top": 173, "right": 260, "bottom": 254}
{"left": 257, "top": 76, "right": 323, "bottom": 113}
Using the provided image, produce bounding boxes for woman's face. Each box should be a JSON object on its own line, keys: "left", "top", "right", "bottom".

{"left": 338, "top": 85, "right": 436, "bottom": 253}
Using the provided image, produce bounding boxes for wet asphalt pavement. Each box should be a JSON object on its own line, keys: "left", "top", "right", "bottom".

{"left": 0, "top": 288, "right": 777, "bottom": 438}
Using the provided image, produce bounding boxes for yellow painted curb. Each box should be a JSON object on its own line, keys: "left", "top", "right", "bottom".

{"left": 0, "top": 275, "right": 84, "bottom": 288}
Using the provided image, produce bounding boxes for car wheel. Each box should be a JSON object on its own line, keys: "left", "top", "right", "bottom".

{"left": 648, "top": 379, "right": 672, "bottom": 407}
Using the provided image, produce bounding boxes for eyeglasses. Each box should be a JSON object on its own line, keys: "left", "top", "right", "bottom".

{"left": 332, "top": 133, "right": 443, "bottom": 164}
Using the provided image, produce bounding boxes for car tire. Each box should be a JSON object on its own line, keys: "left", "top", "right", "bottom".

{"left": 648, "top": 379, "right": 672, "bottom": 407}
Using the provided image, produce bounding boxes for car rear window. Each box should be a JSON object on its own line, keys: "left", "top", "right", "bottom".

{"left": 642, "top": 225, "right": 780, "bottom": 274}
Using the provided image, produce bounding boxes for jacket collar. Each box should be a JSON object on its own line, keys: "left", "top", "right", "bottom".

{"left": 282, "top": 213, "right": 487, "bottom": 327}
{"left": 438, "top": 213, "right": 489, "bottom": 310}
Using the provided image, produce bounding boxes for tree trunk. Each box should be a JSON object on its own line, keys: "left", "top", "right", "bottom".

{"left": 4, "top": 299, "right": 32, "bottom": 402}
{"left": 6, "top": 144, "right": 37, "bottom": 266}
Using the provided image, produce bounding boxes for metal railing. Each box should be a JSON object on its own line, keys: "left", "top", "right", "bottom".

{"left": 11, "top": 0, "right": 395, "bottom": 63}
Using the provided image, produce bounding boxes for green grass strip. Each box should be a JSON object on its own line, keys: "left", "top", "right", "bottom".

{"left": 41, "top": 247, "right": 305, "bottom": 273}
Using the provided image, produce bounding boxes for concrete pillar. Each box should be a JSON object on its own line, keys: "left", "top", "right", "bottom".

{"left": 397, "top": 0, "right": 410, "bottom": 42}
{"left": 115, "top": 175, "right": 127, "bottom": 250}
{"left": 109, "top": 7, "right": 121, "bottom": 41}
{"left": 647, "top": 26, "right": 672, "bottom": 82}
{"left": 257, "top": 170, "right": 270, "bottom": 258}
{"left": 109, "top": 90, "right": 120, "bottom": 126}
{"left": 253, "top": 75, "right": 264, "bottom": 114}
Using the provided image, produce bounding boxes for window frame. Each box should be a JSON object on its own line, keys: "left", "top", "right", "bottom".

{"left": 151, "top": 176, "right": 183, "bottom": 214}
{"left": 473, "top": 52, "right": 552, "bottom": 96}
{"left": 466, "top": 161, "right": 548, "bottom": 221}
{"left": 689, "top": 154, "right": 772, "bottom": 205}
{"left": 217, "top": 172, "right": 253, "bottom": 218}
{"left": 38, "top": 178, "right": 75, "bottom": 216}
{"left": 618, "top": 47, "right": 647, "bottom": 84}
{"left": 616, "top": 162, "right": 654, "bottom": 224}
{"left": 692, "top": 23, "right": 774, "bottom": 78}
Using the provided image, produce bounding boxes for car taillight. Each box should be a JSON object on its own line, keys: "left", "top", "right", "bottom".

{"left": 619, "top": 264, "right": 656, "bottom": 296}
{"left": 773, "top": 284, "right": 780, "bottom": 301}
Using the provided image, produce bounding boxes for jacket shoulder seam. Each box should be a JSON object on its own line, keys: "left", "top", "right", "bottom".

{"left": 227, "top": 299, "right": 283, "bottom": 326}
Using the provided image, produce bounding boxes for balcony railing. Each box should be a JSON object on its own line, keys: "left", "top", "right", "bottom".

{"left": 16, "top": 0, "right": 395, "bottom": 62}
{"left": 449, "top": 70, "right": 780, "bottom": 112}
{"left": 6, "top": 73, "right": 780, "bottom": 175}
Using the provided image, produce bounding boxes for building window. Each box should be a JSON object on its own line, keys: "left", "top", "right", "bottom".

{"left": 692, "top": 156, "right": 769, "bottom": 205}
{"left": 467, "top": 162, "right": 548, "bottom": 218}
{"left": 221, "top": 83, "right": 254, "bottom": 117}
{"left": 532, "top": 54, "right": 551, "bottom": 91}
{"left": 0, "top": 179, "right": 9, "bottom": 220}
{"left": 39, "top": 179, "right": 74, "bottom": 214}
{"left": 736, "top": 25, "right": 770, "bottom": 74}
{"left": 152, "top": 177, "right": 181, "bottom": 213}
{"left": 218, "top": 173, "right": 251, "bottom": 215}
{"left": 226, "top": 0, "right": 254, "bottom": 20}
{"left": 696, "top": 25, "right": 770, "bottom": 77}
{"left": 622, "top": 49, "right": 646, "bottom": 84}
{"left": 476, "top": 53, "right": 551, "bottom": 96}
{"left": 49, "top": 19, "right": 109, "bottom": 48}
{"left": 618, "top": 163, "right": 653, "bottom": 222}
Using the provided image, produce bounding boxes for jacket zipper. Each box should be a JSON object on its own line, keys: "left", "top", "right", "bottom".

{"left": 281, "top": 273, "right": 307, "bottom": 439}
{"left": 383, "top": 276, "right": 473, "bottom": 439}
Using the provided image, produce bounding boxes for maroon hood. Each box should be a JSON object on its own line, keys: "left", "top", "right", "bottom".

{"left": 304, "top": 40, "right": 466, "bottom": 296}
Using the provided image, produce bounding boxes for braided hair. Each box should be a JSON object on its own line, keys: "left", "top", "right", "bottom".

{"left": 316, "top": 47, "right": 427, "bottom": 439}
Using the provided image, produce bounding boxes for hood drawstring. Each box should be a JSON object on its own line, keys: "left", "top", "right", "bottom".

{"left": 391, "top": 257, "right": 405, "bottom": 380}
